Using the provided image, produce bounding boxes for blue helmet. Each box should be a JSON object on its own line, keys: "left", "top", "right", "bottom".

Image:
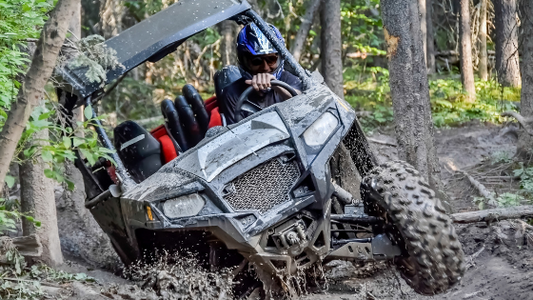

{"left": 236, "top": 23, "right": 285, "bottom": 80}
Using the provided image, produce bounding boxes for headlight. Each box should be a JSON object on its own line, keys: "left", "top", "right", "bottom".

{"left": 162, "top": 194, "right": 205, "bottom": 219}
{"left": 302, "top": 112, "right": 339, "bottom": 147}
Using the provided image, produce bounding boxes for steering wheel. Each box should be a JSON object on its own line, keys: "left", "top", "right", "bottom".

{"left": 234, "top": 80, "right": 299, "bottom": 122}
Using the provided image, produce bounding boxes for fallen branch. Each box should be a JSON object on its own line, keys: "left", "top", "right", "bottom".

{"left": 501, "top": 111, "right": 533, "bottom": 136}
{"left": 456, "top": 170, "right": 495, "bottom": 203}
{"left": 451, "top": 205, "right": 533, "bottom": 223}
{"left": 367, "top": 137, "right": 397, "bottom": 147}
{"left": 465, "top": 245, "right": 485, "bottom": 269}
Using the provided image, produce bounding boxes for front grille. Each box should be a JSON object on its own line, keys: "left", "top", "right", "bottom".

{"left": 223, "top": 157, "right": 300, "bottom": 214}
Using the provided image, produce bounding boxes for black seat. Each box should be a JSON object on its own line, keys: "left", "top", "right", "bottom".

{"left": 114, "top": 121, "right": 162, "bottom": 183}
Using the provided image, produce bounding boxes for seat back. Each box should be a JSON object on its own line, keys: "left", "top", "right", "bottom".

{"left": 114, "top": 121, "right": 162, "bottom": 183}
{"left": 214, "top": 65, "right": 242, "bottom": 99}
{"left": 151, "top": 125, "right": 179, "bottom": 163}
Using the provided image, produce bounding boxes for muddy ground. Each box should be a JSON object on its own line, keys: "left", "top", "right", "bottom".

{"left": 39, "top": 123, "right": 533, "bottom": 299}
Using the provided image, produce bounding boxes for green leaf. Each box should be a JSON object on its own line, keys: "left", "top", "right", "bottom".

{"left": 80, "top": 148, "right": 96, "bottom": 166}
{"left": 4, "top": 175, "right": 15, "bottom": 188}
{"left": 65, "top": 179, "right": 75, "bottom": 191}
{"left": 43, "top": 168, "right": 55, "bottom": 179}
{"left": 41, "top": 150, "right": 53, "bottom": 162}
{"left": 63, "top": 136, "right": 71, "bottom": 148}
{"left": 73, "top": 137, "right": 85, "bottom": 147}
{"left": 84, "top": 105, "right": 93, "bottom": 120}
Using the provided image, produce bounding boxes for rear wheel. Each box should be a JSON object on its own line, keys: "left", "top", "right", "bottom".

{"left": 362, "top": 160, "right": 464, "bottom": 295}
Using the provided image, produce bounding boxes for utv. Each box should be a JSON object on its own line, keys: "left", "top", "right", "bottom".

{"left": 57, "top": 0, "right": 464, "bottom": 297}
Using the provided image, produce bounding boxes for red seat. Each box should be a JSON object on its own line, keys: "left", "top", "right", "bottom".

{"left": 205, "top": 96, "right": 223, "bottom": 128}
{"left": 151, "top": 125, "right": 178, "bottom": 163}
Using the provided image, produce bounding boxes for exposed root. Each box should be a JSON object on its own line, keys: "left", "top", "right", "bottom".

{"left": 501, "top": 111, "right": 533, "bottom": 136}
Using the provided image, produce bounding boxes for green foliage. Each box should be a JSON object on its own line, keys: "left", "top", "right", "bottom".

{"left": 12, "top": 103, "right": 117, "bottom": 189}
{"left": 513, "top": 163, "right": 533, "bottom": 195}
{"left": 430, "top": 79, "right": 520, "bottom": 127}
{"left": 490, "top": 151, "right": 514, "bottom": 164}
{"left": 495, "top": 193, "right": 525, "bottom": 208}
{"left": 345, "top": 71, "right": 522, "bottom": 132}
{"left": 0, "top": 250, "right": 93, "bottom": 300}
{"left": 0, "top": 0, "right": 54, "bottom": 108}
{"left": 0, "top": 198, "right": 41, "bottom": 234}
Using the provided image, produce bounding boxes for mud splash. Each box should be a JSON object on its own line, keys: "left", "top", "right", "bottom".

{"left": 123, "top": 251, "right": 235, "bottom": 300}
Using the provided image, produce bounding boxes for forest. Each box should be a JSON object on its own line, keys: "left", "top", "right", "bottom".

{"left": 1, "top": 0, "right": 533, "bottom": 299}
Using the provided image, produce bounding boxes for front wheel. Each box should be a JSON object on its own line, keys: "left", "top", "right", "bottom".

{"left": 362, "top": 161, "right": 464, "bottom": 295}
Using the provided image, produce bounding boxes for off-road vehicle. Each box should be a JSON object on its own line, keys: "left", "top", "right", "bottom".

{"left": 58, "top": 0, "right": 464, "bottom": 296}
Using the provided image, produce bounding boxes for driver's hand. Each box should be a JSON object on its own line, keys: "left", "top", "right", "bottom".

{"left": 245, "top": 73, "right": 276, "bottom": 93}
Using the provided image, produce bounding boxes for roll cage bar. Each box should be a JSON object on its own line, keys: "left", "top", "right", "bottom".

{"left": 59, "top": 0, "right": 314, "bottom": 189}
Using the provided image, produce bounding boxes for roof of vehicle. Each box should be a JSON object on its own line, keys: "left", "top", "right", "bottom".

{"left": 57, "top": 0, "right": 251, "bottom": 99}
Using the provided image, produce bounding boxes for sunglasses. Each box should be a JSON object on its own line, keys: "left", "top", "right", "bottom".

{"left": 248, "top": 54, "right": 279, "bottom": 67}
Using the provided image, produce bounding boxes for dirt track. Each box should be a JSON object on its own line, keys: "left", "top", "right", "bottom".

{"left": 51, "top": 123, "right": 533, "bottom": 299}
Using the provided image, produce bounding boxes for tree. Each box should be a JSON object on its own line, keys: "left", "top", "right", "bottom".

{"left": 20, "top": 129, "right": 63, "bottom": 267}
{"left": 426, "top": 0, "right": 436, "bottom": 73}
{"left": 0, "top": 0, "right": 79, "bottom": 265}
{"left": 479, "top": 0, "right": 489, "bottom": 81}
{"left": 217, "top": 20, "right": 238, "bottom": 66}
{"left": 0, "top": 0, "right": 79, "bottom": 195}
{"left": 99, "top": 0, "right": 125, "bottom": 39}
{"left": 290, "top": 0, "right": 321, "bottom": 62}
{"left": 495, "top": 0, "right": 521, "bottom": 87}
{"left": 458, "top": 0, "right": 476, "bottom": 100}
{"left": 515, "top": 0, "right": 533, "bottom": 157}
{"left": 418, "top": 0, "right": 428, "bottom": 67}
{"left": 380, "top": 0, "right": 443, "bottom": 192}
{"left": 320, "top": 0, "right": 344, "bottom": 99}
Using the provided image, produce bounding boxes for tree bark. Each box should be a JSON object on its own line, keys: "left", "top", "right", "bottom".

{"left": 459, "top": 0, "right": 476, "bottom": 101}
{"left": 20, "top": 129, "right": 63, "bottom": 267}
{"left": 494, "top": 0, "right": 521, "bottom": 87}
{"left": 418, "top": 0, "right": 428, "bottom": 67}
{"left": 0, "top": 0, "right": 79, "bottom": 196}
{"left": 320, "top": 0, "right": 344, "bottom": 99}
{"left": 426, "top": 0, "right": 436, "bottom": 73}
{"left": 381, "top": 0, "right": 443, "bottom": 193}
{"left": 290, "top": 0, "right": 321, "bottom": 62}
{"left": 517, "top": 0, "right": 533, "bottom": 157}
{"left": 99, "top": 0, "right": 124, "bottom": 39}
{"left": 479, "top": 0, "right": 489, "bottom": 81}
{"left": 217, "top": 20, "right": 238, "bottom": 67}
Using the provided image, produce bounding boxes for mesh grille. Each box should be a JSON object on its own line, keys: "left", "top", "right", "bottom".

{"left": 223, "top": 157, "right": 300, "bottom": 214}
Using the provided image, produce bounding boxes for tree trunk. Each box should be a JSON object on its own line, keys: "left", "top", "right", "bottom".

{"left": 418, "top": 0, "right": 428, "bottom": 67}
{"left": 290, "top": 0, "right": 321, "bottom": 62}
{"left": 381, "top": 0, "right": 443, "bottom": 193}
{"left": 494, "top": 0, "right": 521, "bottom": 87}
{"left": 426, "top": 0, "right": 436, "bottom": 73}
{"left": 20, "top": 129, "right": 63, "bottom": 267}
{"left": 0, "top": 0, "right": 79, "bottom": 196}
{"left": 517, "top": 0, "right": 533, "bottom": 157}
{"left": 217, "top": 20, "right": 238, "bottom": 67}
{"left": 320, "top": 0, "right": 344, "bottom": 99}
{"left": 99, "top": 0, "right": 124, "bottom": 39}
{"left": 479, "top": 0, "right": 489, "bottom": 81}
{"left": 459, "top": 0, "right": 476, "bottom": 101}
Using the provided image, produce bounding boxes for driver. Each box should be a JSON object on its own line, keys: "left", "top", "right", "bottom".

{"left": 218, "top": 23, "right": 302, "bottom": 124}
